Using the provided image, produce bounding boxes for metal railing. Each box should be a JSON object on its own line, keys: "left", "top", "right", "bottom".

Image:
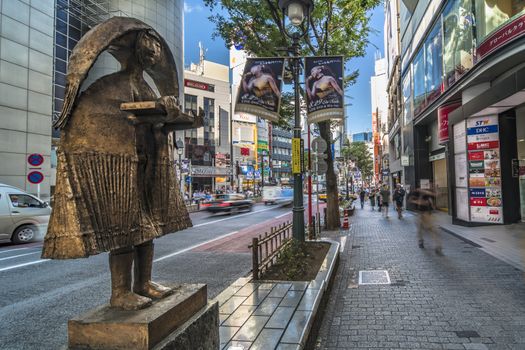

{"left": 249, "top": 221, "right": 292, "bottom": 280}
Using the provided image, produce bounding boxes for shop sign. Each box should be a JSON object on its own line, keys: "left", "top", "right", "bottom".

{"left": 429, "top": 152, "right": 445, "bottom": 162}
{"left": 512, "top": 159, "right": 519, "bottom": 178}
{"left": 292, "top": 138, "right": 302, "bottom": 174}
{"left": 467, "top": 141, "right": 499, "bottom": 151}
{"left": 470, "top": 197, "right": 487, "bottom": 206}
{"left": 401, "top": 155, "right": 410, "bottom": 166}
{"left": 468, "top": 151, "right": 484, "bottom": 161}
{"left": 467, "top": 125, "right": 498, "bottom": 135}
{"left": 469, "top": 188, "right": 486, "bottom": 198}
{"left": 470, "top": 206, "right": 503, "bottom": 223}
{"left": 477, "top": 13, "right": 525, "bottom": 61}
{"left": 257, "top": 140, "right": 269, "bottom": 151}
{"left": 190, "top": 166, "right": 233, "bottom": 177}
{"left": 184, "top": 79, "right": 215, "bottom": 92}
{"left": 437, "top": 102, "right": 461, "bottom": 144}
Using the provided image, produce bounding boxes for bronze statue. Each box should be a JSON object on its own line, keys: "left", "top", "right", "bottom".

{"left": 42, "top": 17, "right": 202, "bottom": 310}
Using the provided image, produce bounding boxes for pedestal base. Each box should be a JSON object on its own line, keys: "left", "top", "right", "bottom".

{"left": 68, "top": 284, "right": 216, "bottom": 350}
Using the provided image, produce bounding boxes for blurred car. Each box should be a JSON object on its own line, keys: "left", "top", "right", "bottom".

{"left": 206, "top": 193, "right": 254, "bottom": 214}
{"left": 317, "top": 191, "right": 346, "bottom": 203}
{"left": 263, "top": 186, "right": 293, "bottom": 206}
{"left": 0, "top": 183, "right": 51, "bottom": 244}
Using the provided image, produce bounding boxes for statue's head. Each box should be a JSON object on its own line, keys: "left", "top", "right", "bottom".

{"left": 136, "top": 30, "right": 162, "bottom": 69}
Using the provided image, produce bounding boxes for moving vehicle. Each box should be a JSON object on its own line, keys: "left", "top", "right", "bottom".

{"left": 0, "top": 183, "right": 51, "bottom": 244}
{"left": 317, "top": 191, "right": 347, "bottom": 203}
{"left": 263, "top": 186, "right": 293, "bottom": 206}
{"left": 205, "top": 193, "right": 254, "bottom": 214}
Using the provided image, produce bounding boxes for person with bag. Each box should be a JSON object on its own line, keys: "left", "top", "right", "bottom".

{"left": 393, "top": 183, "right": 406, "bottom": 219}
{"left": 379, "top": 184, "right": 391, "bottom": 218}
{"left": 408, "top": 187, "right": 443, "bottom": 255}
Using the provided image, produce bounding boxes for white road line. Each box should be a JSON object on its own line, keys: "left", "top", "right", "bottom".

{"left": 192, "top": 206, "right": 277, "bottom": 228}
{"left": 340, "top": 236, "right": 347, "bottom": 252}
{"left": 0, "top": 251, "right": 40, "bottom": 262}
{"left": 154, "top": 231, "right": 239, "bottom": 262}
{"left": 0, "top": 259, "right": 48, "bottom": 272}
{"left": 0, "top": 247, "right": 30, "bottom": 255}
{"left": 275, "top": 212, "right": 291, "bottom": 219}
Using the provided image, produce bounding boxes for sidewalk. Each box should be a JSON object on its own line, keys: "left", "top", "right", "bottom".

{"left": 433, "top": 211, "right": 525, "bottom": 272}
{"left": 316, "top": 204, "right": 525, "bottom": 350}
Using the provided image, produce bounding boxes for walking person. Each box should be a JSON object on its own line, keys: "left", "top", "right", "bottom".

{"left": 408, "top": 187, "right": 443, "bottom": 255}
{"left": 376, "top": 188, "right": 382, "bottom": 212}
{"left": 393, "top": 183, "right": 406, "bottom": 219}
{"left": 359, "top": 188, "right": 366, "bottom": 209}
{"left": 380, "top": 184, "right": 390, "bottom": 218}
{"left": 369, "top": 189, "right": 376, "bottom": 210}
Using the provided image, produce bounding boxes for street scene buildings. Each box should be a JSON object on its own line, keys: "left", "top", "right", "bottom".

{"left": 0, "top": 0, "right": 524, "bottom": 349}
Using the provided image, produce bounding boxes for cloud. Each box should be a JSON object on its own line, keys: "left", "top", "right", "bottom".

{"left": 184, "top": 2, "right": 203, "bottom": 13}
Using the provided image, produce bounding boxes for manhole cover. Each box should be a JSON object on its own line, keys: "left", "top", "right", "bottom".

{"left": 455, "top": 330, "right": 480, "bottom": 338}
{"left": 358, "top": 270, "right": 391, "bottom": 285}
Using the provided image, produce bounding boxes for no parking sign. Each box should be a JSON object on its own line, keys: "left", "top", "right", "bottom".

{"left": 27, "top": 171, "right": 44, "bottom": 184}
{"left": 27, "top": 153, "right": 45, "bottom": 185}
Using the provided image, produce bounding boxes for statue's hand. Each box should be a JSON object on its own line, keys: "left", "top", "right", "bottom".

{"left": 157, "top": 95, "right": 181, "bottom": 123}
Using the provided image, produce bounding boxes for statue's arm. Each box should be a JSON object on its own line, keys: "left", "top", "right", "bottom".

{"left": 158, "top": 96, "right": 204, "bottom": 132}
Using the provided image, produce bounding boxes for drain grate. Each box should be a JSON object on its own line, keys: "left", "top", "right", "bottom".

{"left": 358, "top": 270, "right": 391, "bottom": 285}
{"left": 352, "top": 245, "right": 362, "bottom": 249}
{"left": 455, "top": 330, "right": 480, "bottom": 338}
{"left": 390, "top": 279, "right": 409, "bottom": 286}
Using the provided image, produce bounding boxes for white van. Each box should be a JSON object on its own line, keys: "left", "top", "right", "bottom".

{"left": 263, "top": 186, "right": 293, "bottom": 206}
{"left": 0, "top": 183, "right": 51, "bottom": 244}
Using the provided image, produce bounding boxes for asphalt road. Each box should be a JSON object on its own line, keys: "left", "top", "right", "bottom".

{"left": 0, "top": 202, "right": 303, "bottom": 350}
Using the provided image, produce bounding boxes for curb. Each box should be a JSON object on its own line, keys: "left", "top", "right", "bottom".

{"left": 439, "top": 225, "right": 483, "bottom": 248}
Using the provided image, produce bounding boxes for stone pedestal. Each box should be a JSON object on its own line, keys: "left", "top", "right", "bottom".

{"left": 68, "top": 284, "right": 219, "bottom": 350}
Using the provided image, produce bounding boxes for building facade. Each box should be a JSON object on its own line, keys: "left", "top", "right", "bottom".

{"left": 392, "top": 0, "right": 525, "bottom": 224}
{"left": 371, "top": 57, "right": 389, "bottom": 186}
{"left": 183, "top": 57, "right": 230, "bottom": 192}
{"left": 0, "top": 0, "right": 184, "bottom": 201}
{"left": 271, "top": 125, "right": 292, "bottom": 184}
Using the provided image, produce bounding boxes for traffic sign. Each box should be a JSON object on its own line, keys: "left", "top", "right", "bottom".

{"left": 27, "top": 171, "right": 44, "bottom": 184}
{"left": 311, "top": 137, "right": 327, "bottom": 153}
{"left": 316, "top": 161, "right": 328, "bottom": 174}
{"left": 28, "top": 153, "right": 44, "bottom": 166}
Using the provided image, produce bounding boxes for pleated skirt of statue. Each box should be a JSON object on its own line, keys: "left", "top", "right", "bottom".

{"left": 42, "top": 151, "right": 191, "bottom": 259}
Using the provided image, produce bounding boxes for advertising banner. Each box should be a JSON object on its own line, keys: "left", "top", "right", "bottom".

{"left": 466, "top": 116, "right": 503, "bottom": 224}
{"left": 305, "top": 56, "right": 344, "bottom": 124}
{"left": 437, "top": 101, "right": 461, "bottom": 144}
{"left": 234, "top": 58, "right": 285, "bottom": 123}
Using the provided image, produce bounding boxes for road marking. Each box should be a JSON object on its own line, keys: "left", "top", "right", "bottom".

{"left": 0, "top": 247, "right": 30, "bottom": 255}
{"left": 340, "top": 236, "right": 347, "bottom": 252}
{"left": 0, "top": 251, "right": 40, "bottom": 262}
{"left": 275, "top": 212, "right": 291, "bottom": 219}
{"left": 192, "top": 206, "right": 277, "bottom": 228}
{"left": 154, "top": 230, "right": 240, "bottom": 262}
{"left": 0, "top": 259, "right": 48, "bottom": 272}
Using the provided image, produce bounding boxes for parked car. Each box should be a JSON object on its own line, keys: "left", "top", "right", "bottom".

{"left": 206, "top": 194, "right": 254, "bottom": 214}
{"left": 263, "top": 186, "right": 293, "bottom": 206}
{"left": 317, "top": 191, "right": 345, "bottom": 203}
{"left": 0, "top": 183, "right": 51, "bottom": 244}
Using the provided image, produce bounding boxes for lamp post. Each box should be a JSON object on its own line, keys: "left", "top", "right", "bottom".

{"left": 176, "top": 139, "right": 184, "bottom": 193}
{"left": 278, "top": 0, "right": 313, "bottom": 242}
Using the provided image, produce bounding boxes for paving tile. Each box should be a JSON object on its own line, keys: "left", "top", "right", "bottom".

{"left": 219, "top": 313, "right": 229, "bottom": 324}
{"left": 266, "top": 306, "right": 296, "bottom": 329}
{"left": 289, "top": 281, "right": 309, "bottom": 291}
{"left": 250, "top": 328, "right": 285, "bottom": 350}
{"left": 241, "top": 288, "right": 271, "bottom": 306}
{"left": 253, "top": 297, "right": 282, "bottom": 316}
{"left": 280, "top": 310, "right": 312, "bottom": 344}
{"left": 307, "top": 279, "right": 325, "bottom": 290}
{"left": 231, "top": 277, "right": 252, "bottom": 287}
{"left": 268, "top": 283, "right": 292, "bottom": 298}
{"left": 232, "top": 315, "right": 269, "bottom": 342}
{"left": 222, "top": 305, "right": 258, "bottom": 327}
{"left": 223, "top": 340, "right": 252, "bottom": 350}
{"left": 275, "top": 344, "right": 301, "bottom": 350}
{"left": 219, "top": 326, "right": 240, "bottom": 348}
{"left": 220, "top": 296, "right": 247, "bottom": 315}
{"left": 279, "top": 290, "right": 304, "bottom": 308}
{"left": 256, "top": 282, "right": 275, "bottom": 290}
{"left": 297, "top": 288, "right": 322, "bottom": 311}
{"left": 214, "top": 285, "right": 243, "bottom": 306}
{"left": 235, "top": 283, "right": 260, "bottom": 297}
{"left": 463, "top": 344, "right": 489, "bottom": 350}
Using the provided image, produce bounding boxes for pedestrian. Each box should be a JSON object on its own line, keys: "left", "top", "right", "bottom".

{"left": 393, "top": 183, "right": 406, "bottom": 219}
{"left": 380, "top": 184, "right": 390, "bottom": 218}
{"left": 369, "top": 189, "right": 376, "bottom": 210}
{"left": 359, "top": 188, "right": 366, "bottom": 209}
{"left": 408, "top": 187, "right": 443, "bottom": 255}
{"left": 376, "top": 188, "right": 382, "bottom": 211}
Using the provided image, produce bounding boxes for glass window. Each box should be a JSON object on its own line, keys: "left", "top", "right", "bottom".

{"left": 56, "top": 19, "right": 67, "bottom": 35}
{"left": 55, "top": 32, "right": 67, "bottom": 47}
{"left": 204, "top": 97, "right": 215, "bottom": 128}
{"left": 30, "top": 8, "right": 54, "bottom": 36}
{"left": 1, "top": 38, "right": 29, "bottom": 66}
{"left": 29, "top": 49, "right": 52, "bottom": 74}
{"left": 402, "top": 72, "right": 412, "bottom": 125}
{"left": 412, "top": 49, "right": 426, "bottom": 116}
{"left": 0, "top": 60, "right": 28, "bottom": 89}
{"left": 54, "top": 71, "right": 66, "bottom": 87}
{"left": 424, "top": 22, "right": 443, "bottom": 106}
{"left": 1, "top": 15, "right": 29, "bottom": 45}
{"left": 2, "top": 0, "right": 29, "bottom": 24}
{"left": 184, "top": 94, "right": 198, "bottom": 115}
{"left": 443, "top": 0, "right": 475, "bottom": 89}
{"left": 30, "top": 29, "right": 53, "bottom": 56}
{"left": 9, "top": 194, "right": 42, "bottom": 208}
{"left": 475, "top": 0, "right": 525, "bottom": 42}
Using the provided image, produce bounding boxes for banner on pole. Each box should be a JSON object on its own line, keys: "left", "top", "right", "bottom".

{"left": 234, "top": 57, "right": 285, "bottom": 123}
{"left": 305, "top": 56, "right": 344, "bottom": 124}
{"left": 292, "top": 138, "right": 302, "bottom": 174}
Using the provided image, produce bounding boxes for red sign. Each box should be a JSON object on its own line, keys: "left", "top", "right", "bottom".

{"left": 437, "top": 102, "right": 461, "bottom": 144}
{"left": 470, "top": 198, "right": 487, "bottom": 206}
{"left": 184, "top": 79, "right": 215, "bottom": 92}
{"left": 477, "top": 13, "right": 525, "bottom": 61}
{"left": 27, "top": 153, "right": 44, "bottom": 166}
{"left": 27, "top": 171, "right": 44, "bottom": 184}
{"left": 468, "top": 151, "right": 484, "bottom": 161}
{"left": 467, "top": 141, "right": 499, "bottom": 151}
{"left": 240, "top": 147, "right": 250, "bottom": 156}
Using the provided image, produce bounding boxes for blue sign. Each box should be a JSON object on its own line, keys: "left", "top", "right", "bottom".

{"left": 27, "top": 153, "right": 44, "bottom": 166}
{"left": 185, "top": 176, "right": 191, "bottom": 184}
{"left": 469, "top": 188, "right": 486, "bottom": 198}
{"left": 27, "top": 171, "right": 44, "bottom": 184}
{"left": 467, "top": 125, "right": 498, "bottom": 135}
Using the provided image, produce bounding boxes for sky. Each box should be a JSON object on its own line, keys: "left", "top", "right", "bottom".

{"left": 183, "top": 1, "right": 385, "bottom": 135}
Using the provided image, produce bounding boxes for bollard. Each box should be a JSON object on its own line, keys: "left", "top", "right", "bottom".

{"left": 311, "top": 216, "right": 316, "bottom": 240}
{"left": 323, "top": 207, "right": 327, "bottom": 229}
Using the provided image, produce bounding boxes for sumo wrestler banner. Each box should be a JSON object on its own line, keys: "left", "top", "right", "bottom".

{"left": 234, "top": 58, "right": 285, "bottom": 123}
{"left": 305, "top": 56, "right": 344, "bottom": 124}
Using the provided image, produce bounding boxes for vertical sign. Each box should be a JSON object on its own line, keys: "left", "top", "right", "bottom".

{"left": 292, "top": 138, "right": 302, "bottom": 174}
{"left": 466, "top": 116, "right": 502, "bottom": 223}
{"left": 437, "top": 101, "right": 461, "bottom": 144}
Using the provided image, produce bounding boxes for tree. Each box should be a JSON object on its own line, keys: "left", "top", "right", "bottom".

{"left": 341, "top": 140, "right": 373, "bottom": 183}
{"left": 204, "top": 0, "right": 381, "bottom": 229}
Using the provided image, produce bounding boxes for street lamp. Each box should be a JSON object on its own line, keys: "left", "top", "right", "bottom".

{"left": 176, "top": 138, "right": 184, "bottom": 194}
{"left": 278, "top": 0, "right": 314, "bottom": 242}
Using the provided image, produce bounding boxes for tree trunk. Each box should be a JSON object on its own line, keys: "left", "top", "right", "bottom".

{"left": 319, "top": 121, "right": 340, "bottom": 230}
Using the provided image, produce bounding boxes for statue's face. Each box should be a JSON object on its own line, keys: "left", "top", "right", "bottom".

{"left": 137, "top": 33, "right": 161, "bottom": 68}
